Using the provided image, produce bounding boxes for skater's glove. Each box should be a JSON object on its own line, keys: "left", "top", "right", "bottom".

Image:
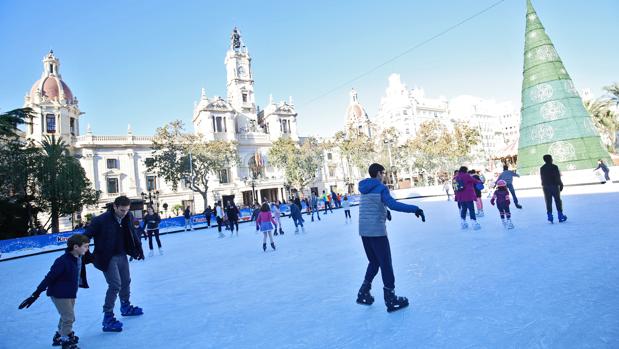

{"left": 18, "top": 291, "right": 41, "bottom": 309}
{"left": 490, "top": 199, "right": 495, "bottom": 206}
{"left": 386, "top": 210, "right": 392, "bottom": 221}
{"left": 414, "top": 209, "right": 425, "bottom": 222}
{"left": 559, "top": 184, "right": 564, "bottom": 192}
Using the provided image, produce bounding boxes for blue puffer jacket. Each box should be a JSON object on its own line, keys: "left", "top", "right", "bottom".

{"left": 358, "top": 178, "right": 419, "bottom": 237}
{"left": 35, "top": 252, "right": 90, "bottom": 299}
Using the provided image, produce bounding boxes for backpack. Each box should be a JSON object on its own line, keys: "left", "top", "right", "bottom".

{"left": 475, "top": 182, "right": 485, "bottom": 191}
{"left": 454, "top": 179, "right": 466, "bottom": 192}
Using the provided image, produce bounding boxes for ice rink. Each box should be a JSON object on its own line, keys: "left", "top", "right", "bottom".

{"left": 1, "top": 184, "right": 618, "bottom": 348}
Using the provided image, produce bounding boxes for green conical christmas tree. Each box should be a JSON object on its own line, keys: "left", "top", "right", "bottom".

{"left": 517, "top": 0, "right": 611, "bottom": 175}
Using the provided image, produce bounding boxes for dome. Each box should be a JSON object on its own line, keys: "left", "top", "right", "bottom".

{"left": 30, "top": 76, "right": 74, "bottom": 102}
{"left": 346, "top": 104, "right": 367, "bottom": 120}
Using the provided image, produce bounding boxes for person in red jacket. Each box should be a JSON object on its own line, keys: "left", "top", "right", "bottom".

{"left": 256, "top": 202, "right": 277, "bottom": 251}
{"left": 454, "top": 166, "right": 482, "bottom": 230}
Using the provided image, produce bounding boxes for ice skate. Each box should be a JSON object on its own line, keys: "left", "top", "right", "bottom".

{"left": 102, "top": 312, "right": 123, "bottom": 332}
{"left": 294, "top": 227, "right": 299, "bottom": 234}
{"left": 158, "top": 248, "right": 164, "bottom": 255}
{"left": 515, "top": 203, "right": 523, "bottom": 209}
{"left": 547, "top": 212, "right": 554, "bottom": 224}
{"left": 501, "top": 218, "right": 507, "bottom": 228}
{"left": 274, "top": 231, "right": 278, "bottom": 236}
{"left": 461, "top": 220, "right": 468, "bottom": 229}
{"left": 148, "top": 250, "right": 154, "bottom": 257}
{"left": 356, "top": 282, "right": 374, "bottom": 305}
{"left": 271, "top": 242, "right": 276, "bottom": 251}
{"left": 53, "top": 331, "right": 78, "bottom": 346}
{"left": 506, "top": 219, "right": 514, "bottom": 229}
{"left": 472, "top": 221, "right": 481, "bottom": 230}
{"left": 59, "top": 338, "right": 79, "bottom": 349}
{"left": 384, "top": 288, "right": 409, "bottom": 313}
{"left": 301, "top": 226, "right": 305, "bottom": 234}
{"left": 476, "top": 209, "right": 484, "bottom": 217}
{"left": 558, "top": 212, "right": 567, "bottom": 223}
{"left": 120, "top": 301, "right": 143, "bottom": 316}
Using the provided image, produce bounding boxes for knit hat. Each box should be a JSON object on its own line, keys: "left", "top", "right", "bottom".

{"left": 496, "top": 179, "right": 507, "bottom": 187}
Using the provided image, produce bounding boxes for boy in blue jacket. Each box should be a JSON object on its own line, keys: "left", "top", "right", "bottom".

{"left": 356, "top": 163, "right": 425, "bottom": 312}
{"left": 19, "top": 234, "right": 91, "bottom": 349}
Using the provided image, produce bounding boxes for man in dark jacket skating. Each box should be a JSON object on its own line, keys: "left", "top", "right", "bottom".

{"left": 85, "top": 195, "right": 145, "bottom": 332}
{"left": 540, "top": 154, "right": 567, "bottom": 223}
{"left": 356, "top": 163, "right": 425, "bottom": 312}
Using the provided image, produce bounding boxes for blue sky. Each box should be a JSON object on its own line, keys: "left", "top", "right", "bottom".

{"left": 1, "top": 0, "right": 617, "bottom": 137}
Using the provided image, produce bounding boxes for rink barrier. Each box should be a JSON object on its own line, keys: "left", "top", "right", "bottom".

{"left": 1, "top": 173, "right": 615, "bottom": 262}
{"left": 0, "top": 196, "right": 361, "bottom": 262}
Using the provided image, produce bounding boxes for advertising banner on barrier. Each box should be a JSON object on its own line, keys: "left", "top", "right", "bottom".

{"left": 0, "top": 195, "right": 360, "bottom": 260}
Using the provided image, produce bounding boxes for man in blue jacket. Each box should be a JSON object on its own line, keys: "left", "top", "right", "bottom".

{"left": 356, "top": 163, "right": 425, "bottom": 312}
{"left": 85, "top": 195, "right": 144, "bottom": 332}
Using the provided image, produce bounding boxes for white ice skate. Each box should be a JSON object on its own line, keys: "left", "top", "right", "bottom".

{"left": 148, "top": 250, "right": 154, "bottom": 257}
{"left": 461, "top": 220, "right": 469, "bottom": 229}
{"left": 506, "top": 219, "right": 514, "bottom": 229}
{"left": 295, "top": 227, "right": 299, "bottom": 233}
{"left": 301, "top": 226, "right": 305, "bottom": 233}
{"left": 472, "top": 221, "right": 481, "bottom": 230}
{"left": 476, "top": 210, "right": 484, "bottom": 217}
{"left": 159, "top": 248, "right": 164, "bottom": 255}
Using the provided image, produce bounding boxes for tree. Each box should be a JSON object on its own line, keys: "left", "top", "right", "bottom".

{"left": 146, "top": 120, "right": 239, "bottom": 210}
{"left": 268, "top": 137, "right": 324, "bottom": 193}
{"left": 585, "top": 97, "right": 618, "bottom": 152}
{"left": 0, "top": 108, "right": 38, "bottom": 238}
{"left": 35, "top": 136, "right": 100, "bottom": 233}
{"left": 405, "top": 120, "right": 480, "bottom": 185}
{"left": 332, "top": 129, "right": 376, "bottom": 181}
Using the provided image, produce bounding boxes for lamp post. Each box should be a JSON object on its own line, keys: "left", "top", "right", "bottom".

{"left": 140, "top": 190, "right": 160, "bottom": 210}
{"left": 244, "top": 176, "right": 257, "bottom": 205}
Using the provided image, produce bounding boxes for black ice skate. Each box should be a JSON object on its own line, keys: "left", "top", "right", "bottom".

{"left": 262, "top": 243, "right": 267, "bottom": 252}
{"left": 356, "top": 282, "right": 374, "bottom": 305}
{"left": 271, "top": 242, "right": 276, "bottom": 250}
{"left": 384, "top": 287, "right": 409, "bottom": 313}
{"left": 53, "top": 331, "right": 79, "bottom": 346}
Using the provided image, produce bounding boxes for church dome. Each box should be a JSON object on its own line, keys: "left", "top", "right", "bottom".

{"left": 30, "top": 76, "right": 74, "bottom": 102}
{"left": 27, "top": 51, "right": 76, "bottom": 105}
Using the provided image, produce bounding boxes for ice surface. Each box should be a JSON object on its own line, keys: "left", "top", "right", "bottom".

{"left": 1, "top": 184, "right": 618, "bottom": 348}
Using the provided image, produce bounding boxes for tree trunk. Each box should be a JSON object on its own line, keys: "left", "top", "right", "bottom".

{"left": 51, "top": 201, "right": 60, "bottom": 233}
{"left": 201, "top": 192, "right": 208, "bottom": 212}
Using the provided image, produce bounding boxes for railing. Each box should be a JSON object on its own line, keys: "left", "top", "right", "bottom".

{"left": 73, "top": 135, "right": 154, "bottom": 145}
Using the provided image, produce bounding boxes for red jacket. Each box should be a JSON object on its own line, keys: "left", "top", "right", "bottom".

{"left": 454, "top": 173, "right": 480, "bottom": 202}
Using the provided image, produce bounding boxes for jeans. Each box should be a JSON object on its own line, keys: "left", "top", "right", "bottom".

{"left": 344, "top": 210, "right": 351, "bottom": 218}
{"left": 147, "top": 229, "right": 161, "bottom": 249}
{"left": 311, "top": 206, "right": 320, "bottom": 221}
{"left": 460, "top": 201, "right": 476, "bottom": 220}
{"left": 543, "top": 185, "right": 563, "bottom": 213}
{"left": 361, "top": 236, "right": 395, "bottom": 290}
{"left": 507, "top": 183, "right": 519, "bottom": 205}
{"left": 102, "top": 254, "right": 131, "bottom": 313}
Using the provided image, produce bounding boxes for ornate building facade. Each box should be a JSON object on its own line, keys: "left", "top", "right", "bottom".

{"left": 24, "top": 29, "right": 299, "bottom": 226}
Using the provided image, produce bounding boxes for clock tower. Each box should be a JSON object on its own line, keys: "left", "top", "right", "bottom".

{"left": 225, "top": 27, "right": 256, "bottom": 114}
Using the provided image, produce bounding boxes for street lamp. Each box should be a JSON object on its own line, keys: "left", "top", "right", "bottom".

{"left": 244, "top": 176, "right": 257, "bottom": 205}
{"left": 140, "top": 190, "right": 160, "bottom": 210}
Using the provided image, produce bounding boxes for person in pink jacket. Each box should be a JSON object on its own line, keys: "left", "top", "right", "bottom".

{"left": 454, "top": 166, "right": 482, "bottom": 230}
{"left": 256, "top": 203, "right": 277, "bottom": 251}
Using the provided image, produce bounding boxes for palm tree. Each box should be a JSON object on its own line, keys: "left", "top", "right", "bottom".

{"left": 36, "top": 136, "right": 99, "bottom": 233}
{"left": 605, "top": 82, "right": 619, "bottom": 107}
{"left": 584, "top": 98, "right": 618, "bottom": 152}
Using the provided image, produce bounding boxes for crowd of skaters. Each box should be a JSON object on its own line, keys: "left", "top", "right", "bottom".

{"left": 18, "top": 155, "right": 608, "bottom": 347}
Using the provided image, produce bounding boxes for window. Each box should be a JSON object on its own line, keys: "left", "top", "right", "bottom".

{"left": 219, "top": 169, "right": 229, "bottom": 184}
{"left": 146, "top": 175, "right": 157, "bottom": 191}
{"left": 70, "top": 118, "right": 76, "bottom": 136}
{"left": 213, "top": 116, "right": 227, "bottom": 132}
{"left": 45, "top": 114, "right": 56, "bottom": 133}
{"left": 328, "top": 165, "right": 336, "bottom": 178}
{"left": 280, "top": 119, "right": 291, "bottom": 134}
{"left": 327, "top": 153, "right": 332, "bottom": 160}
{"left": 242, "top": 93, "right": 248, "bottom": 103}
{"left": 106, "top": 159, "right": 119, "bottom": 169}
{"left": 107, "top": 178, "right": 119, "bottom": 194}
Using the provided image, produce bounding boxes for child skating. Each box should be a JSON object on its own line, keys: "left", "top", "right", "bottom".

{"left": 454, "top": 166, "right": 482, "bottom": 230}
{"left": 490, "top": 180, "right": 514, "bottom": 229}
{"left": 18, "top": 234, "right": 91, "bottom": 349}
{"left": 342, "top": 195, "right": 352, "bottom": 223}
{"left": 256, "top": 202, "right": 277, "bottom": 251}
